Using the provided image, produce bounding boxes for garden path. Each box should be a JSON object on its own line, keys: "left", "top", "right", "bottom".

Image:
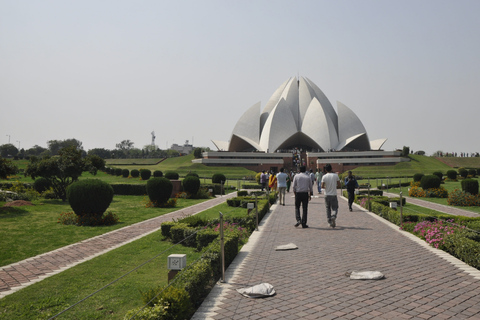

{"left": 0, "top": 193, "right": 237, "bottom": 299}
{"left": 383, "top": 191, "right": 480, "bottom": 218}
{"left": 193, "top": 191, "right": 480, "bottom": 319}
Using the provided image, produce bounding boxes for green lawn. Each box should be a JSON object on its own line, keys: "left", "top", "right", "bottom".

{"left": 381, "top": 178, "right": 480, "bottom": 214}
{"left": 0, "top": 196, "right": 207, "bottom": 266}
{"left": 0, "top": 229, "right": 202, "bottom": 320}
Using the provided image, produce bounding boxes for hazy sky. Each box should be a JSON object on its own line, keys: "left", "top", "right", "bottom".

{"left": 1, "top": 0, "right": 479, "bottom": 156}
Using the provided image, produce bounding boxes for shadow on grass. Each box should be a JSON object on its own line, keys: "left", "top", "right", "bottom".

{"left": 0, "top": 206, "right": 30, "bottom": 218}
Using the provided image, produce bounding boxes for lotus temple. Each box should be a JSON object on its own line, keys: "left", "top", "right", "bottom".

{"left": 193, "top": 76, "right": 407, "bottom": 172}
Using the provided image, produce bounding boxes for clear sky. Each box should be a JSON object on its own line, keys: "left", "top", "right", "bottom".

{"left": 1, "top": 0, "right": 479, "bottom": 156}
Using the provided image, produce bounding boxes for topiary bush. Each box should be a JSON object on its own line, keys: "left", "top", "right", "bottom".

{"left": 114, "top": 168, "right": 123, "bottom": 176}
{"left": 468, "top": 169, "right": 477, "bottom": 178}
{"left": 186, "top": 172, "right": 199, "bottom": 178}
{"left": 413, "top": 173, "right": 424, "bottom": 182}
{"left": 212, "top": 173, "right": 226, "bottom": 184}
{"left": 146, "top": 177, "right": 172, "bottom": 205}
{"left": 165, "top": 171, "right": 179, "bottom": 180}
{"left": 153, "top": 170, "right": 163, "bottom": 178}
{"left": 66, "top": 179, "right": 114, "bottom": 221}
{"left": 420, "top": 175, "right": 441, "bottom": 190}
{"left": 33, "top": 177, "right": 51, "bottom": 193}
{"left": 462, "top": 179, "right": 479, "bottom": 195}
{"left": 130, "top": 169, "right": 139, "bottom": 178}
{"left": 182, "top": 176, "right": 200, "bottom": 196}
{"left": 133, "top": 285, "right": 192, "bottom": 319}
{"left": 122, "top": 169, "right": 129, "bottom": 178}
{"left": 432, "top": 171, "right": 443, "bottom": 180}
{"left": 140, "top": 169, "right": 151, "bottom": 180}
{"left": 447, "top": 170, "right": 457, "bottom": 180}
{"left": 458, "top": 168, "right": 468, "bottom": 178}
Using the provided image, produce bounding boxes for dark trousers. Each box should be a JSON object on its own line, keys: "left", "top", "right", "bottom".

{"left": 347, "top": 189, "right": 355, "bottom": 208}
{"left": 295, "top": 192, "right": 309, "bottom": 225}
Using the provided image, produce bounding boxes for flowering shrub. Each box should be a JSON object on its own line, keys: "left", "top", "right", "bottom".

{"left": 410, "top": 181, "right": 421, "bottom": 188}
{"left": 447, "top": 189, "right": 480, "bottom": 206}
{"left": 409, "top": 186, "right": 426, "bottom": 197}
{"left": 58, "top": 211, "right": 119, "bottom": 226}
{"left": 424, "top": 187, "right": 448, "bottom": 198}
{"left": 214, "top": 222, "right": 249, "bottom": 244}
{"left": 412, "top": 219, "right": 465, "bottom": 249}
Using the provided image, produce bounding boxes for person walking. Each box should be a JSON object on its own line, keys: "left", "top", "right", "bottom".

{"left": 344, "top": 171, "right": 359, "bottom": 211}
{"left": 315, "top": 168, "right": 323, "bottom": 194}
{"left": 292, "top": 166, "right": 313, "bottom": 228}
{"left": 286, "top": 172, "right": 292, "bottom": 192}
{"left": 276, "top": 168, "right": 288, "bottom": 206}
{"left": 260, "top": 171, "right": 268, "bottom": 191}
{"left": 321, "top": 164, "right": 341, "bottom": 228}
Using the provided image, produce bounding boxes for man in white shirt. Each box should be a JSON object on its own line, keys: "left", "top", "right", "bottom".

{"left": 276, "top": 168, "right": 288, "bottom": 206}
{"left": 321, "top": 164, "right": 341, "bottom": 228}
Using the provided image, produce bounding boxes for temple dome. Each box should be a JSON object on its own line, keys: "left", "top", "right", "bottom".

{"left": 213, "top": 77, "right": 386, "bottom": 152}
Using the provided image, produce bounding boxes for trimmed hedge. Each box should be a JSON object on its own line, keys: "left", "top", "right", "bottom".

{"left": 165, "top": 171, "right": 179, "bottom": 180}
{"left": 420, "top": 175, "right": 441, "bottom": 190}
{"left": 146, "top": 177, "right": 172, "bottom": 205}
{"left": 121, "top": 169, "right": 129, "bottom": 178}
{"left": 446, "top": 170, "right": 457, "bottom": 180}
{"left": 110, "top": 184, "right": 146, "bottom": 195}
{"left": 413, "top": 173, "right": 424, "bottom": 182}
{"left": 66, "top": 179, "right": 114, "bottom": 218}
{"left": 212, "top": 173, "right": 226, "bottom": 184}
{"left": 130, "top": 169, "right": 139, "bottom": 178}
{"left": 461, "top": 179, "right": 479, "bottom": 195}
{"left": 153, "top": 170, "right": 163, "bottom": 178}
{"left": 140, "top": 169, "right": 151, "bottom": 180}
{"left": 183, "top": 176, "right": 201, "bottom": 195}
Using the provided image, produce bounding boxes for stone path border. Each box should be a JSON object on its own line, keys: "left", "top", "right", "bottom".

{"left": 0, "top": 193, "right": 237, "bottom": 299}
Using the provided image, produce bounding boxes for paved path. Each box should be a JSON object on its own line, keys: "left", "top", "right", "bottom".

{"left": 0, "top": 193, "right": 237, "bottom": 299}
{"left": 193, "top": 192, "right": 480, "bottom": 319}
{"left": 383, "top": 191, "right": 480, "bottom": 218}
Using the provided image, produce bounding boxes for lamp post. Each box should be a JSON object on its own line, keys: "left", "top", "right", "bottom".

{"left": 16, "top": 141, "right": 20, "bottom": 149}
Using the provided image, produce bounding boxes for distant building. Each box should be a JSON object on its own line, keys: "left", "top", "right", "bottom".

{"left": 171, "top": 140, "right": 193, "bottom": 155}
{"left": 194, "top": 76, "right": 407, "bottom": 172}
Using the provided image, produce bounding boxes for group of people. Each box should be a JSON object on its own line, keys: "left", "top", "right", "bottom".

{"left": 261, "top": 165, "right": 360, "bottom": 229}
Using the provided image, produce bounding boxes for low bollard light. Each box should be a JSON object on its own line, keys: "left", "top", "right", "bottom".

{"left": 167, "top": 254, "right": 186, "bottom": 283}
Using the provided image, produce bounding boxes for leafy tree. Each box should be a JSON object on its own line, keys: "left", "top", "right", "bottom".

{"left": 47, "top": 139, "right": 83, "bottom": 155}
{"left": 85, "top": 154, "right": 106, "bottom": 172}
{"left": 0, "top": 157, "right": 18, "bottom": 179}
{"left": 193, "top": 148, "right": 203, "bottom": 159}
{"left": 25, "top": 145, "right": 48, "bottom": 157}
{"left": 24, "top": 146, "right": 94, "bottom": 201}
{"left": 401, "top": 146, "right": 410, "bottom": 157}
{"left": 115, "top": 140, "right": 134, "bottom": 158}
{"left": 0, "top": 144, "right": 19, "bottom": 158}
{"left": 88, "top": 148, "right": 112, "bottom": 159}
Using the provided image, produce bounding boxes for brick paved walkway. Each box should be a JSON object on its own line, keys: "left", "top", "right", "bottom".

{"left": 193, "top": 192, "right": 480, "bottom": 319}
{"left": 0, "top": 193, "right": 237, "bottom": 299}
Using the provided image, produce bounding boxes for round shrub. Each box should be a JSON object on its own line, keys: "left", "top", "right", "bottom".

{"left": 413, "top": 173, "right": 424, "bottom": 182}
{"left": 477, "top": 168, "right": 480, "bottom": 176}
{"left": 183, "top": 176, "right": 200, "bottom": 195}
{"left": 420, "top": 175, "right": 441, "bottom": 190}
{"left": 122, "top": 169, "right": 129, "bottom": 178}
{"left": 458, "top": 168, "right": 468, "bottom": 178}
{"left": 432, "top": 171, "right": 443, "bottom": 180}
{"left": 462, "top": 179, "right": 479, "bottom": 195}
{"left": 468, "top": 169, "right": 476, "bottom": 177}
{"left": 146, "top": 177, "right": 173, "bottom": 205}
{"left": 67, "top": 179, "right": 114, "bottom": 219}
{"left": 212, "top": 173, "right": 226, "bottom": 184}
{"left": 105, "top": 167, "right": 111, "bottom": 174}
{"left": 114, "top": 168, "right": 123, "bottom": 176}
{"left": 131, "top": 169, "right": 139, "bottom": 178}
{"left": 186, "top": 172, "right": 199, "bottom": 178}
{"left": 140, "top": 169, "right": 151, "bottom": 180}
{"left": 446, "top": 170, "right": 457, "bottom": 180}
{"left": 165, "top": 171, "right": 179, "bottom": 180}
{"left": 153, "top": 170, "right": 163, "bottom": 178}
{"left": 34, "top": 177, "right": 51, "bottom": 193}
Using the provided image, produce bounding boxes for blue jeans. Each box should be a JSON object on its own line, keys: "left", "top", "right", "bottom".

{"left": 325, "top": 195, "right": 338, "bottom": 220}
{"left": 317, "top": 181, "right": 322, "bottom": 193}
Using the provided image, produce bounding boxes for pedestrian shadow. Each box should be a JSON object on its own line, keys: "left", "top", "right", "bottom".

{"left": 305, "top": 226, "right": 372, "bottom": 231}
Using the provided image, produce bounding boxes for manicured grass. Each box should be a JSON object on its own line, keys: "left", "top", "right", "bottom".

{"left": 0, "top": 229, "right": 202, "bottom": 320}
{"left": 0, "top": 196, "right": 207, "bottom": 266}
{"left": 352, "top": 155, "right": 454, "bottom": 179}
{"left": 382, "top": 178, "right": 480, "bottom": 214}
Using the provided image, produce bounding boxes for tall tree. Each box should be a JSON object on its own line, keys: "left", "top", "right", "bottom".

{"left": 25, "top": 146, "right": 94, "bottom": 201}
{"left": 115, "top": 140, "right": 134, "bottom": 158}
{"left": 0, "top": 157, "right": 18, "bottom": 179}
{"left": 0, "top": 144, "right": 19, "bottom": 158}
{"left": 47, "top": 139, "right": 83, "bottom": 155}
